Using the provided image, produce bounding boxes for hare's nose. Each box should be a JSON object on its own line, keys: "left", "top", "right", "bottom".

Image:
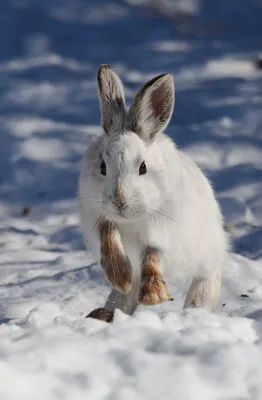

{"left": 113, "top": 187, "right": 126, "bottom": 210}
{"left": 113, "top": 199, "right": 126, "bottom": 211}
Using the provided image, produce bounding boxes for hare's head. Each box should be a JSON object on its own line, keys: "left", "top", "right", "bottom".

{"left": 90, "top": 64, "right": 175, "bottom": 222}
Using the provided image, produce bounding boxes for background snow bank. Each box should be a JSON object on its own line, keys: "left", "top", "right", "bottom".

{"left": 0, "top": 0, "right": 262, "bottom": 399}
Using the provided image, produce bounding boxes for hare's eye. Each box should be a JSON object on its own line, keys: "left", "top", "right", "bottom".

{"left": 139, "top": 161, "right": 147, "bottom": 175}
{"left": 100, "top": 160, "right": 107, "bottom": 176}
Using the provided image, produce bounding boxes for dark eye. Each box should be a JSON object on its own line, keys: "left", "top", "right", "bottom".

{"left": 100, "top": 160, "right": 107, "bottom": 176}
{"left": 139, "top": 161, "right": 147, "bottom": 175}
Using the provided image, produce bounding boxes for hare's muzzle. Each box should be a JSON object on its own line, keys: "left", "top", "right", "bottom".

{"left": 113, "top": 186, "right": 127, "bottom": 212}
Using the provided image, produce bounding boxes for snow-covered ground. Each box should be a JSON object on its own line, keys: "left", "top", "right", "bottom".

{"left": 1, "top": 0, "right": 262, "bottom": 398}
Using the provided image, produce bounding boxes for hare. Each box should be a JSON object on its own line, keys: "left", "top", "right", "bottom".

{"left": 79, "top": 65, "right": 229, "bottom": 322}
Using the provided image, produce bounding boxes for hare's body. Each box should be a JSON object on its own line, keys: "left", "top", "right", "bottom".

{"left": 79, "top": 65, "right": 229, "bottom": 321}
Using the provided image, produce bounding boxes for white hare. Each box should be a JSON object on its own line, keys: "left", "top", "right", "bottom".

{"left": 79, "top": 64, "right": 229, "bottom": 322}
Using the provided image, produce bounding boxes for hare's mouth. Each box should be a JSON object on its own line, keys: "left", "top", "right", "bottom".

{"left": 112, "top": 201, "right": 128, "bottom": 217}
{"left": 114, "top": 207, "right": 128, "bottom": 220}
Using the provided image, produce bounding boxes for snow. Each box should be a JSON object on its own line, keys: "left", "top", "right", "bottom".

{"left": 0, "top": 0, "right": 262, "bottom": 399}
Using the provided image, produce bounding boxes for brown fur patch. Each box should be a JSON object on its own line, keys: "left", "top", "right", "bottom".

{"left": 140, "top": 248, "right": 172, "bottom": 305}
{"left": 114, "top": 186, "right": 126, "bottom": 208}
{"left": 99, "top": 221, "right": 132, "bottom": 294}
{"left": 141, "top": 249, "right": 161, "bottom": 279}
{"left": 100, "top": 221, "right": 119, "bottom": 259}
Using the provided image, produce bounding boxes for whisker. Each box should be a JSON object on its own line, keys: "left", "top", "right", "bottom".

{"left": 147, "top": 207, "right": 184, "bottom": 227}
{"left": 78, "top": 195, "right": 104, "bottom": 203}
{"left": 128, "top": 181, "right": 178, "bottom": 203}
{"left": 90, "top": 212, "right": 104, "bottom": 251}
{"left": 80, "top": 174, "right": 99, "bottom": 179}
{"left": 78, "top": 194, "right": 104, "bottom": 199}
{"left": 79, "top": 201, "right": 104, "bottom": 206}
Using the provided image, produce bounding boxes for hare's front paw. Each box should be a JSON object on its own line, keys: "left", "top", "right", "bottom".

{"left": 86, "top": 307, "right": 114, "bottom": 323}
{"left": 100, "top": 221, "right": 132, "bottom": 294}
{"left": 140, "top": 275, "right": 172, "bottom": 305}
{"left": 101, "top": 254, "right": 132, "bottom": 294}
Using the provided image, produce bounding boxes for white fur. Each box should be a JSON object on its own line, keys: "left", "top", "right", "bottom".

{"left": 79, "top": 66, "right": 230, "bottom": 314}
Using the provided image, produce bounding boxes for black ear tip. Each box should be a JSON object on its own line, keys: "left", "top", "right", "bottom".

{"left": 142, "top": 73, "right": 173, "bottom": 92}
{"left": 156, "top": 73, "right": 174, "bottom": 84}
{"left": 98, "top": 64, "right": 111, "bottom": 77}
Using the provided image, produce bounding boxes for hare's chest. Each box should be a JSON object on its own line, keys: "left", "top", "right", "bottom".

{"left": 119, "top": 225, "right": 145, "bottom": 276}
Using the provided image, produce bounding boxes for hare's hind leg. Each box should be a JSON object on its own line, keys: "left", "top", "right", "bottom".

{"left": 183, "top": 270, "right": 221, "bottom": 312}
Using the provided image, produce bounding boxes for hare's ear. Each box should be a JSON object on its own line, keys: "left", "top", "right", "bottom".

{"left": 97, "top": 64, "right": 126, "bottom": 135}
{"left": 128, "top": 74, "right": 174, "bottom": 143}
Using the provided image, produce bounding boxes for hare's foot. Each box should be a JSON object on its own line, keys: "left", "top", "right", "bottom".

{"left": 184, "top": 271, "right": 221, "bottom": 312}
{"left": 86, "top": 307, "right": 114, "bottom": 323}
{"left": 101, "top": 254, "right": 132, "bottom": 294}
{"left": 100, "top": 221, "right": 132, "bottom": 294}
{"left": 139, "top": 247, "right": 172, "bottom": 305}
{"left": 140, "top": 274, "right": 172, "bottom": 305}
